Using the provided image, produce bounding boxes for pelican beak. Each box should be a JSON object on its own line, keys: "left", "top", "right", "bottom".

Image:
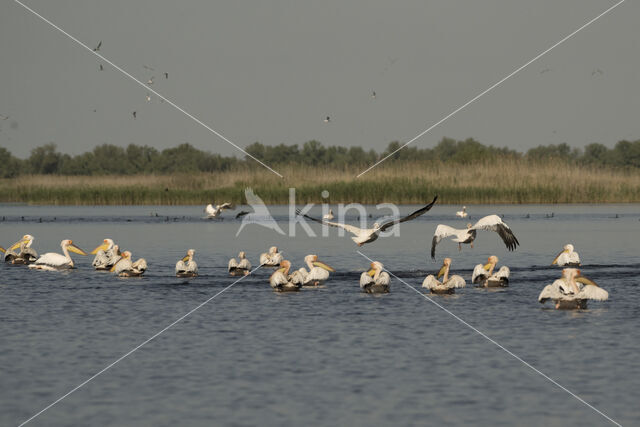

{"left": 0, "top": 246, "right": 5, "bottom": 254}
{"left": 91, "top": 243, "right": 110, "bottom": 255}
{"left": 8, "top": 238, "right": 26, "bottom": 251}
{"left": 275, "top": 267, "right": 286, "bottom": 274}
{"left": 181, "top": 254, "right": 190, "bottom": 262}
{"left": 68, "top": 244, "right": 87, "bottom": 256}
{"left": 483, "top": 263, "right": 492, "bottom": 270}
{"left": 110, "top": 264, "right": 117, "bottom": 272}
{"left": 551, "top": 249, "right": 568, "bottom": 265}
{"left": 367, "top": 268, "right": 376, "bottom": 277}
{"left": 312, "top": 260, "right": 335, "bottom": 272}
{"left": 575, "top": 275, "right": 598, "bottom": 287}
{"left": 437, "top": 265, "right": 446, "bottom": 279}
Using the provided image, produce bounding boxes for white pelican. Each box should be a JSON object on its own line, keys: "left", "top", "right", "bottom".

{"left": 5, "top": 234, "right": 38, "bottom": 265}
{"left": 228, "top": 251, "right": 251, "bottom": 276}
{"left": 422, "top": 258, "right": 465, "bottom": 294}
{"left": 472, "top": 255, "right": 510, "bottom": 287}
{"left": 111, "top": 251, "right": 147, "bottom": 277}
{"left": 552, "top": 244, "right": 581, "bottom": 267}
{"left": 269, "top": 260, "right": 302, "bottom": 292}
{"left": 360, "top": 261, "right": 390, "bottom": 294}
{"left": 259, "top": 246, "right": 283, "bottom": 267}
{"left": 456, "top": 206, "right": 468, "bottom": 218}
{"left": 297, "top": 254, "right": 335, "bottom": 287}
{"left": 176, "top": 249, "right": 198, "bottom": 278}
{"left": 431, "top": 215, "right": 519, "bottom": 259}
{"left": 204, "top": 202, "right": 234, "bottom": 218}
{"left": 29, "top": 239, "right": 87, "bottom": 271}
{"left": 323, "top": 209, "right": 334, "bottom": 221}
{"left": 91, "top": 238, "right": 121, "bottom": 270}
{"left": 298, "top": 196, "right": 438, "bottom": 246}
{"left": 538, "top": 268, "right": 608, "bottom": 309}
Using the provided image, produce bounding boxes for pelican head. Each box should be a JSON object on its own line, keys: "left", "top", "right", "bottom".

{"left": 368, "top": 261, "right": 383, "bottom": 276}
{"left": 62, "top": 239, "right": 87, "bottom": 256}
{"left": 238, "top": 251, "right": 246, "bottom": 259}
{"left": 182, "top": 249, "right": 195, "bottom": 262}
{"left": 310, "top": 254, "right": 335, "bottom": 272}
{"left": 278, "top": 259, "right": 291, "bottom": 274}
{"left": 269, "top": 246, "right": 278, "bottom": 254}
{"left": 329, "top": 209, "right": 333, "bottom": 215}
{"left": 564, "top": 244, "right": 574, "bottom": 252}
{"left": 466, "top": 223, "right": 472, "bottom": 229}
{"left": 552, "top": 244, "right": 573, "bottom": 265}
{"left": 569, "top": 268, "right": 598, "bottom": 287}
{"left": 437, "top": 258, "right": 452, "bottom": 279}
{"left": 91, "top": 238, "right": 114, "bottom": 254}
{"left": 10, "top": 234, "right": 34, "bottom": 251}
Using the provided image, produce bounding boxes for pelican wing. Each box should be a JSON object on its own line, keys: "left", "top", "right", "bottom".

{"left": 447, "top": 275, "right": 466, "bottom": 289}
{"left": 577, "top": 285, "right": 608, "bottom": 301}
{"left": 494, "top": 266, "right": 510, "bottom": 280}
{"left": 228, "top": 258, "right": 238, "bottom": 270}
{"left": 377, "top": 272, "right": 391, "bottom": 286}
{"left": 359, "top": 272, "right": 373, "bottom": 288}
{"left": 218, "top": 202, "right": 234, "bottom": 210}
{"left": 379, "top": 196, "right": 438, "bottom": 232}
{"left": 471, "top": 264, "right": 488, "bottom": 283}
{"left": 270, "top": 270, "right": 289, "bottom": 288}
{"left": 34, "top": 252, "right": 69, "bottom": 268}
{"left": 238, "top": 258, "right": 251, "bottom": 270}
{"left": 471, "top": 215, "right": 519, "bottom": 251}
{"left": 538, "top": 279, "right": 564, "bottom": 303}
{"left": 306, "top": 266, "right": 330, "bottom": 283}
{"left": 297, "top": 210, "right": 363, "bottom": 236}
{"left": 132, "top": 258, "right": 147, "bottom": 273}
{"left": 422, "top": 274, "right": 440, "bottom": 289}
{"left": 176, "top": 260, "right": 187, "bottom": 273}
{"left": 431, "top": 224, "right": 460, "bottom": 259}
{"left": 205, "top": 204, "right": 216, "bottom": 216}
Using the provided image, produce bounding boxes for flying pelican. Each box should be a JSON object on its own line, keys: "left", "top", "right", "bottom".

{"left": 422, "top": 257, "right": 465, "bottom": 294}
{"left": 147, "top": 76, "right": 155, "bottom": 85}
{"left": 472, "top": 255, "right": 510, "bottom": 287}
{"left": 176, "top": 249, "right": 198, "bottom": 278}
{"left": 93, "top": 41, "right": 102, "bottom": 51}
{"left": 205, "top": 202, "right": 234, "bottom": 218}
{"left": 298, "top": 196, "right": 438, "bottom": 246}
{"left": 29, "top": 239, "right": 87, "bottom": 271}
{"left": 323, "top": 209, "right": 334, "bottom": 221}
{"left": 4, "top": 234, "right": 38, "bottom": 264}
{"left": 259, "top": 246, "right": 283, "bottom": 267}
{"left": 552, "top": 244, "right": 581, "bottom": 267}
{"left": 111, "top": 251, "right": 147, "bottom": 277}
{"left": 91, "top": 238, "right": 121, "bottom": 270}
{"left": 360, "top": 261, "right": 390, "bottom": 294}
{"left": 269, "top": 260, "right": 301, "bottom": 292}
{"left": 431, "top": 215, "right": 519, "bottom": 259}
{"left": 538, "top": 268, "right": 608, "bottom": 309}
{"left": 456, "top": 206, "right": 468, "bottom": 218}
{"left": 296, "top": 254, "right": 335, "bottom": 287}
{"left": 228, "top": 251, "right": 251, "bottom": 276}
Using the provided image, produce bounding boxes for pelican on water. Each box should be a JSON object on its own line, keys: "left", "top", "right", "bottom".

{"left": 456, "top": 206, "right": 468, "bottom": 218}
{"left": 422, "top": 257, "right": 466, "bottom": 294}
{"left": 538, "top": 268, "right": 608, "bottom": 309}
{"left": 360, "top": 261, "right": 390, "bottom": 294}
{"left": 298, "top": 196, "right": 438, "bottom": 246}
{"left": 269, "top": 260, "right": 302, "bottom": 292}
{"left": 29, "top": 239, "right": 87, "bottom": 271}
{"left": 472, "top": 255, "right": 510, "bottom": 287}
{"left": 259, "top": 246, "right": 283, "bottom": 267}
{"left": 228, "top": 251, "right": 251, "bottom": 276}
{"left": 111, "top": 251, "right": 147, "bottom": 277}
{"left": 552, "top": 244, "right": 581, "bottom": 267}
{"left": 431, "top": 215, "right": 519, "bottom": 259}
{"left": 296, "top": 254, "right": 335, "bottom": 287}
{"left": 4, "top": 234, "right": 38, "bottom": 265}
{"left": 91, "top": 238, "right": 121, "bottom": 270}
{"left": 175, "top": 249, "right": 198, "bottom": 277}
{"left": 205, "top": 202, "right": 234, "bottom": 218}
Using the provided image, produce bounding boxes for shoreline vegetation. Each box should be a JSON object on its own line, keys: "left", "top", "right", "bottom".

{"left": 1, "top": 138, "right": 639, "bottom": 204}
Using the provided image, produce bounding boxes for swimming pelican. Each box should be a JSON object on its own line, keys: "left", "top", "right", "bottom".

{"left": 431, "top": 215, "right": 519, "bottom": 259}
{"left": 472, "top": 255, "right": 510, "bottom": 287}
{"left": 259, "top": 246, "right": 283, "bottom": 267}
{"left": 29, "top": 239, "right": 87, "bottom": 271}
{"left": 297, "top": 254, "right": 335, "bottom": 287}
{"left": 91, "top": 238, "right": 121, "bottom": 270}
{"left": 205, "top": 202, "right": 234, "bottom": 218}
{"left": 111, "top": 251, "right": 147, "bottom": 277}
{"left": 323, "top": 209, "right": 334, "bottom": 221}
{"left": 422, "top": 258, "right": 465, "bottom": 294}
{"left": 269, "top": 260, "right": 301, "bottom": 292}
{"left": 456, "top": 206, "right": 468, "bottom": 218}
{"left": 228, "top": 251, "right": 251, "bottom": 276}
{"left": 360, "top": 261, "right": 390, "bottom": 293}
{"left": 4, "top": 234, "right": 38, "bottom": 264}
{"left": 552, "top": 244, "right": 581, "bottom": 267}
{"left": 176, "top": 249, "right": 198, "bottom": 277}
{"left": 298, "top": 196, "right": 438, "bottom": 246}
{"left": 538, "top": 268, "right": 608, "bottom": 309}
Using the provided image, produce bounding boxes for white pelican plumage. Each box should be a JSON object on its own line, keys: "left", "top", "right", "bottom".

{"left": 5, "top": 234, "right": 38, "bottom": 265}
{"left": 29, "top": 239, "right": 87, "bottom": 271}
{"left": 456, "top": 206, "right": 468, "bottom": 218}
{"left": 552, "top": 244, "right": 581, "bottom": 267}
{"left": 297, "top": 254, "right": 335, "bottom": 287}
{"left": 176, "top": 249, "right": 198, "bottom": 277}
{"left": 323, "top": 209, "right": 334, "bottom": 221}
{"left": 269, "top": 260, "right": 302, "bottom": 292}
{"left": 298, "top": 196, "right": 438, "bottom": 246}
{"left": 111, "top": 251, "right": 147, "bottom": 277}
{"left": 204, "top": 202, "right": 234, "bottom": 218}
{"left": 422, "top": 257, "right": 466, "bottom": 294}
{"left": 228, "top": 251, "right": 251, "bottom": 276}
{"left": 259, "top": 246, "right": 283, "bottom": 267}
{"left": 431, "top": 215, "right": 519, "bottom": 259}
{"left": 360, "top": 261, "right": 390, "bottom": 293}
{"left": 538, "top": 268, "right": 608, "bottom": 309}
{"left": 91, "top": 238, "right": 121, "bottom": 270}
{"left": 472, "top": 255, "right": 510, "bottom": 287}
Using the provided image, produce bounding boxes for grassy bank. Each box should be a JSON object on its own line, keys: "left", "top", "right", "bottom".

{"left": 1, "top": 160, "right": 640, "bottom": 205}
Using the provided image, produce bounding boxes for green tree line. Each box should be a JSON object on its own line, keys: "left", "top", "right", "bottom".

{"left": 1, "top": 137, "right": 639, "bottom": 178}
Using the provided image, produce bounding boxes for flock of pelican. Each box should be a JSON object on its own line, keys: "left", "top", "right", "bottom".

{"left": 1, "top": 201, "right": 609, "bottom": 310}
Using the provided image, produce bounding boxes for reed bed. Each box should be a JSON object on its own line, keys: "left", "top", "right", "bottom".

{"left": 1, "top": 160, "right": 639, "bottom": 205}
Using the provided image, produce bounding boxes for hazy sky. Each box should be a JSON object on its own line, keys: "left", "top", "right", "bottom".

{"left": 1, "top": 0, "right": 638, "bottom": 161}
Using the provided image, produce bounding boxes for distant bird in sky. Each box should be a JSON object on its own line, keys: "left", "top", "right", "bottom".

{"left": 132, "top": 111, "right": 137, "bottom": 119}
{"left": 143, "top": 65, "right": 155, "bottom": 71}
{"left": 146, "top": 94, "right": 151, "bottom": 102}
{"left": 147, "top": 76, "right": 155, "bottom": 85}
{"left": 540, "top": 68, "right": 551, "bottom": 74}
{"left": 164, "top": 72, "right": 169, "bottom": 79}
{"left": 99, "top": 64, "right": 104, "bottom": 71}
{"left": 93, "top": 41, "right": 102, "bottom": 52}
{"left": 371, "top": 90, "right": 376, "bottom": 99}
{"left": 0, "top": 114, "right": 9, "bottom": 120}
{"left": 324, "top": 116, "right": 331, "bottom": 123}
{"left": 591, "top": 68, "right": 603, "bottom": 76}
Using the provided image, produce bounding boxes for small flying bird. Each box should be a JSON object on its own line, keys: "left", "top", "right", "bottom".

{"left": 540, "top": 68, "right": 551, "bottom": 74}
{"left": 93, "top": 41, "right": 102, "bottom": 51}
{"left": 164, "top": 72, "right": 169, "bottom": 79}
{"left": 371, "top": 90, "right": 376, "bottom": 99}
{"left": 146, "top": 94, "right": 151, "bottom": 102}
{"left": 147, "top": 76, "right": 155, "bottom": 85}
{"left": 0, "top": 114, "right": 9, "bottom": 120}
{"left": 132, "top": 111, "right": 137, "bottom": 119}
{"left": 324, "top": 116, "right": 331, "bottom": 123}
{"left": 99, "top": 64, "right": 104, "bottom": 71}
{"left": 143, "top": 65, "right": 155, "bottom": 71}
{"left": 591, "top": 68, "right": 603, "bottom": 76}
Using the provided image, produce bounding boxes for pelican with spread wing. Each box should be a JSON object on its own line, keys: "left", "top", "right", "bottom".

{"left": 538, "top": 268, "right": 608, "bottom": 309}
{"left": 298, "top": 196, "right": 438, "bottom": 246}
{"left": 4, "top": 234, "right": 38, "bottom": 265}
{"left": 472, "top": 255, "right": 510, "bottom": 287}
{"left": 29, "top": 239, "right": 86, "bottom": 271}
{"left": 360, "top": 261, "right": 390, "bottom": 294}
{"left": 205, "top": 202, "right": 234, "bottom": 218}
{"left": 422, "top": 257, "right": 466, "bottom": 294}
{"left": 259, "top": 246, "right": 283, "bottom": 267}
{"left": 91, "top": 238, "right": 121, "bottom": 270}
{"left": 431, "top": 215, "right": 519, "bottom": 259}
{"left": 176, "top": 249, "right": 198, "bottom": 277}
